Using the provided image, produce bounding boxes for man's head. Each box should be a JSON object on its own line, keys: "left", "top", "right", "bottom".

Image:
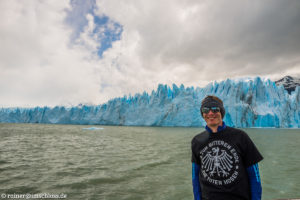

{"left": 200, "top": 95, "right": 225, "bottom": 128}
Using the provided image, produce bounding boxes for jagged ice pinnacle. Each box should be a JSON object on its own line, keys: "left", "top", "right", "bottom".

{"left": 0, "top": 77, "right": 299, "bottom": 128}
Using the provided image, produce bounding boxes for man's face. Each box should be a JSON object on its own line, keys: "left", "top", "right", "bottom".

{"left": 203, "top": 109, "right": 223, "bottom": 128}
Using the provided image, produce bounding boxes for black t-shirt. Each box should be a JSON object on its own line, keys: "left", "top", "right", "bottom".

{"left": 191, "top": 127, "right": 263, "bottom": 200}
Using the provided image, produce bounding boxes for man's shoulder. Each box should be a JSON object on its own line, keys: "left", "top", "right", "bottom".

{"left": 191, "top": 130, "right": 209, "bottom": 145}
{"left": 225, "top": 126, "right": 247, "bottom": 135}
{"left": 225, "top": 126, "right": 250, "bottom": 141}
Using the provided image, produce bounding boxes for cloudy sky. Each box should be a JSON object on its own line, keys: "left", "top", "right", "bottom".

{"left": 1, "top": 0, "right": 300, "bottom": 107}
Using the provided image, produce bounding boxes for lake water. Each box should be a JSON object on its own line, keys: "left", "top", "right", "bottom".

{"left": 0, "top": 123, "right": 299, "bottom": 200}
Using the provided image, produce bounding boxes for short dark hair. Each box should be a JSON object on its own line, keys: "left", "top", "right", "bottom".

{"left": 201, "top": 95, "right": 223, "bottom": 105}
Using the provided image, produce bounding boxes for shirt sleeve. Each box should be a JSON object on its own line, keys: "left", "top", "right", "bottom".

{"left": 247, "top": 163, "right": 262, "bottom": 200}
{"left": 192, "top": 162, "right": 202, "bottom": 200}
{"left": 241, "top": 131, "right": 263, "bottom": 167}
{"left": 191, "top": 138, "right": 201, "bottom": 165}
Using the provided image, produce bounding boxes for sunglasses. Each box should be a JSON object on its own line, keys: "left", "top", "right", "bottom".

{"left": 201, "top": 107, "right": 221, "bottom": 114}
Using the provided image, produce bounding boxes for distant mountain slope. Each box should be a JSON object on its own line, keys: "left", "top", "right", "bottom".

{"left": 275, "top": 76, "right": 300, "bottom": 94}
{"left": 1, "top": 77, "right": 299, "bottom": 128}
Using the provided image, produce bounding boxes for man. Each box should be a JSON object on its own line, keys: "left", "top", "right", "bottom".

{"left": 191, "top": 95, "right": 263, "bottom": 200}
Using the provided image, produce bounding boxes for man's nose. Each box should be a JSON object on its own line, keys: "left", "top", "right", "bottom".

{"left": 208, "top": 110, "right": 214, "bottom": 115}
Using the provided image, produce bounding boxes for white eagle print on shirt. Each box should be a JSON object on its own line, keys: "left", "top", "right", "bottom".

{"left": 200, "top": 140, "right": 240, "bottom": 185}
{"left": 202, "top": 147, "right": 233, "bottom": 177}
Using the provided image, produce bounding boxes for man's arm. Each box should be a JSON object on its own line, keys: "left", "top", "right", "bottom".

{"left": 246, "top": 163, "right": 262, "bottom": 200}
{"left": 192, "top": 162, "right": 202, "bottom": 200}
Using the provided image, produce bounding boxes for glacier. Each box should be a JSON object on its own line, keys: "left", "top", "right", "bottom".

{"left": 0, "top": 77, "right": 299, "bottom": 128}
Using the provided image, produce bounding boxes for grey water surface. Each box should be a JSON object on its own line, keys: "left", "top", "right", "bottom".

{"left": 0, "top": 123, "right": 299, "bottom": 200}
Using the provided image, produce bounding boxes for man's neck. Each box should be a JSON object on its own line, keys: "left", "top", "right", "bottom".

{"left": 205, "top": 122, "right": 226, "bottom": 133}
{"left": 209, "top": 126, "right": 218, "bottom": 133}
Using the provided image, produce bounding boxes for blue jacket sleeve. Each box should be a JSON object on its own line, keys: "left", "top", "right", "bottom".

{"left": 246, "top": 163, "right": 262, "bottom": 200}
{"left": 192, "top": 162, "right": 202, "bottom": 200}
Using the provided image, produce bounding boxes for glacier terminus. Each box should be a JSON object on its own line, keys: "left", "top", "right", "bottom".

{"left": 1, "top": 77, "right": 299, "bottom": 128}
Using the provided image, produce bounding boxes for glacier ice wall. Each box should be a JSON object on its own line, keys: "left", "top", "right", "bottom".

{"left": 0, "top": 77, "right": 299, "bottom": 128}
